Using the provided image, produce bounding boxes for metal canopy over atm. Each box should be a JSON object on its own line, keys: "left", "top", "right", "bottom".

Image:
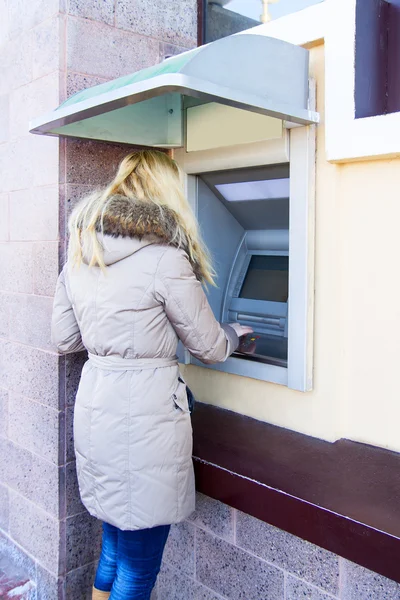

{"left": 29, "top": 33, "right": 319, "bottom": 146}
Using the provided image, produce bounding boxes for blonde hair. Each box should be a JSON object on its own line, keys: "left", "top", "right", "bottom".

{"left": 68, "top": 150, "right": 215, "bottom": 285}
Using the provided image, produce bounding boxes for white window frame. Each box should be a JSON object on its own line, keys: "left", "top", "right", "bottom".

{"left": 174, "top": 101, "right": 316, "bottom": 392}
{"left": 324, "top": 0, "right": 400, "bottom": 162}
{"left": 246, "top": 0, "right": 400, "bottom": 162}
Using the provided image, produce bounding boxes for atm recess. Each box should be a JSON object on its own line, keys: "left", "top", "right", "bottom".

{"left": 197, "top": 164, "right": 290, "bottom": 370}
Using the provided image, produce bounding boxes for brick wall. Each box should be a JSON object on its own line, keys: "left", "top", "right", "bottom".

{"left": 156, "top": 493, "right": 400, "bottom": 600}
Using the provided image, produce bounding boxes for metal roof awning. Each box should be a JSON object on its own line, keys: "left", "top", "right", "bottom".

{"left": 29, "top": 33, "right": 319, "bottom": 148}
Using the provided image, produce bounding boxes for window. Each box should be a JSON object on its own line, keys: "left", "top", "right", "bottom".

{"left": 202, "top": 0, "right": 325, "bottom": 43}
{"left": 355, "top": 0, "right": 400, "bottom": 117}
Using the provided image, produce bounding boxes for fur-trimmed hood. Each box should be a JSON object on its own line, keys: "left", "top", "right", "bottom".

{"left": 94, "top": 195, "right": 204, "bottom": 280}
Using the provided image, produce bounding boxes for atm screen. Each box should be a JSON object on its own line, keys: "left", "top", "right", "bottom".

{"left": 239, "top": 255, "right": 288, "bottom": 303}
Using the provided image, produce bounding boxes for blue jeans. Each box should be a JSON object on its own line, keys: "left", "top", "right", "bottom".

{"left": 94, "top": 522, "right": 170, "bottom": 600}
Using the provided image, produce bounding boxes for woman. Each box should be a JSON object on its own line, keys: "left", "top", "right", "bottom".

{"left": 51, "top": 150, "right": 251, "bottom": 600}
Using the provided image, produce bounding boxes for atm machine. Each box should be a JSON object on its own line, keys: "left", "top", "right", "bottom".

{"left": 180, "top": 163, "right": 291, "bottom": 382}
{"left": 197, "top": 166, "right": 289, "bottom": 369}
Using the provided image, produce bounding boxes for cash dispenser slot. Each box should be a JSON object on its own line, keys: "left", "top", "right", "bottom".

{"left": 198, "top": 165, "right": 290, "bottom": 370}
{"left": 236, "top": 315, "right": 285, "bottom": 328}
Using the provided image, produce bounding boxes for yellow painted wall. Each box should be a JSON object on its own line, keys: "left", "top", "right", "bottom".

{"left": 338, "top": 159, "right": 400, "bottom": 450}
{"left": 181, "top": 42, "right": 400, "bottom": 453}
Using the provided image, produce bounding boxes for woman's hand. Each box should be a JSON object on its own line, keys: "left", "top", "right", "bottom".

{"left": 229, "top": 323, "right": 254, "bottom": 338}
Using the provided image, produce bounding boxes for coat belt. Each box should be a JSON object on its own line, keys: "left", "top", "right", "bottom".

{"left": 88, "top": 353, "right": 178, "bottom": 371}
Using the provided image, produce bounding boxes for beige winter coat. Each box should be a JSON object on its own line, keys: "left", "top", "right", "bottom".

{"left": 51, "top": 196, "right": 238, "bottom": 530}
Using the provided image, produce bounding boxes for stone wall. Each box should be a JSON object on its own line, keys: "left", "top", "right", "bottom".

{"left": 0, "top": 1, "right": 197, "bottom": 598}
{"left": 156, "top": 493, "right": 400, "bottom": 600}
{"left": 0, "top": 0, "right": 64, "bottom": 596}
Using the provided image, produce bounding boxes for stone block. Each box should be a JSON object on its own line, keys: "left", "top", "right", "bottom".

{"left": 0, "top": 135, "right": 56, "bottom": 193}
{"left": 33, "top": 242, "right": 59, "bottom": 296}
{"left": 0, "top": 137, "right": 58, "bottom": 193}
{"left": 68, "top": 0, "right": 115, "bottom": 25}
{"left": 66, "top": 72, "right": 108, "bottom": 100}
{"left": 236, "top": 512, "right": 339, "bottom": 596}
{"left": 67, "top": 17, "right": 159, "bottom": 79}
{"left": 10, "top": 87, "right": 32, "bottom": 141}
{"left": 66, "top": 461, "right": 85, "bottom": 517}
{"left": 115, "top": 0, "right": 158, "bottom": 38}
{"left": 0, "top": 94, "right": 9, "bottom": 143}
{"left": 341, "top": 560, "right": 400, "bottom": 600}
{"left": 59, "top": 139, "right": 67, "bottom": 184}
{"left": 9, "top": 294, "right": 53, "bottom": 352}
{"left": 58, "top": 183, "right": 67, "bottom": 246}
{"left": 10, "top": 71, "right": 59, "bottom": 140}
{"left": 36, "top": 564, "right": 64, "bottom": 600}
{"left": 0, "top": 0, "right": 8, "bottom": 47}
{"left": 0, "top": 138, "right": 34, "bottom": 192}
{"left": 0, "top": 294, "right": 10, "bottom": 337}
{"left": 0, "top": 437, "right": 58, "bottom": 517}
{"left": 65, "top": 183, "right": 97, "bottom": 222}
{"left": 0, "top": 341, "right": 59, "bottom": 409}
{"left": 195, "top": 586, "right": 226, "bottom": 600}
{"left": 31, "top": 135, "right": 59, "bottom": 188}
{"left": 0, "top": 483, "right": 9, "bottom": 532}
{"left": 65, "top": 562, "right": 96, "bottom": 600}
{"left": 286, "top": 576, "right": 338, "bottom": 600}
{"left": 115, "top": 0, "right": 197, "bottom": 48}
{"left": 158, "top": 563, "right": 226, "bottom": 600}
{"left": 0, "top": 341, "right": 9, "bottom": 388}
{"left": 65, "top": 139, "right": 137, "bottom": 186}
{"left": 0, "top": 387, "right": 8, "bottom": 437}
{"left": 0, "top": 37, "right": 32, "bottom": 96}
{"left": 9, "top": 491, "right": 59, "bottom": 575}
{"left": 65, "top": 351, "right": 87, "bottom": 406}
{"left": 162, "top": 522, "right": 195, "bottom": 577}
{"left": 0, "top": 243, "right": 33, "bottom": 293}
{"left": 66, "top": 511, "right": 102, "bottom": 572}
{"left": 0, "top": 194, "right": 9, "bottom": 241}
{"left": 187, "top": 493, "right": 234, "bottom": 541}
{"left": 32, "top": 16, "right": 60, "bottom": 80}
{"left": 10, "top": 186, "right": 59, "bottom": 241}
{"left": 196, "top": 528, "right": 284, "bottom": 600}
{"left": 0, "top": 530, "right": 36, "bottom": 584}
{"left": 66, "top": 406, "right": 75, "bottom": 462}
{"left": 8, "top": 393, "right": 59, "bottom": 464}
{"left": 8, "top": 0, "right": 59, "bottom": 37}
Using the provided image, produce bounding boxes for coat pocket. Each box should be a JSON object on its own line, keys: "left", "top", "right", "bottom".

{"left": 178, "top": 376, "right": 195, "bottom": 414}
{"left": 172, "top": 379, "right": 190, "bottom": 413}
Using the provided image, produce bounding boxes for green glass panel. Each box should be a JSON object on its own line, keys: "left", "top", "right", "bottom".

{"left": 51, "top": 94, "right": 183, "bottom": 148}
{"left": 58, "top": 48, "right": 202, "bottom": 110}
